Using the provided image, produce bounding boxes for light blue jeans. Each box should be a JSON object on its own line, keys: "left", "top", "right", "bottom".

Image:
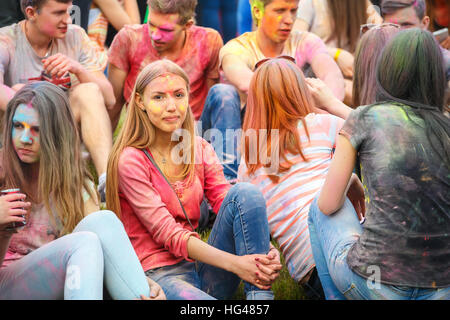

{"left": 199, "top": 84, "right": 242, "bottom": 181}
{"left": 308, "top": 197, "right": 450, "bottom": 300}
{"left": 145, "top": 183, "right": 273, "bottom": 300}
{"left": 0, "top": 210, "right": 150, "bottom": 300}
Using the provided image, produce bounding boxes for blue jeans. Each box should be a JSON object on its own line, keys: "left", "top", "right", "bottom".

{"left": 145, "top": 183, "right": 273, "bottom": 300}
{"left": 197, "top": 0, "right": 238, "bottom": 43}
{"left": 308, "top": 197, "right": 450, "bottom": 300}
{"left": 0, "top": 210, "right": 150, "bottom": 300}
{"left": 238, "top": 0, "right": 253, "bottom": 35}
{"left": 199, "top": 84, "right": 242, "bottom": 180}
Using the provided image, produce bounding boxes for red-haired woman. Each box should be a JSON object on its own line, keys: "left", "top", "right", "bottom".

{"left": 238, "top": 57, "right": 364, "bottom": 299}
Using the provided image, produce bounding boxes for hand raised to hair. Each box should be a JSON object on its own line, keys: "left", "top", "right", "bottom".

{"left": 306, "top": 78, "right": 339, "bottom": 113}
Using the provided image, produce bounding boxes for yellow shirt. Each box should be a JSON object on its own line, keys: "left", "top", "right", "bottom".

{"left": 219, "top": 30, "right": 328, "bottom": 104}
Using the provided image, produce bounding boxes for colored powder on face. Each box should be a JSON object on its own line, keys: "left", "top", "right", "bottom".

{"left": 251, "top": 0, "right": 266, "bottom": 24}
{"left": 41, "top": 21, "right": 59, "bottom": 37}
{"left": 148, "top": 101, "right": 162, "bottom": 113}
{"left": 12, "top": 104, "right": 40, "bottom": 161}
{"left": 165, "top": 75, "right": 174, "bottom": 86}
{"left": 150, "top": 23, "right": 176, "bottom": 43}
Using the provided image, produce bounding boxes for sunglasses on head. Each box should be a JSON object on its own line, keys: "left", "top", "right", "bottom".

{"left": 360, "top": 23, "right": 400, "bottom": 36}
{"left": 254, "top": 55, "right": 296, "bottom": 71}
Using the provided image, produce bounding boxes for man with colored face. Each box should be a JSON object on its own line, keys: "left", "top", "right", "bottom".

{"left": 220, "top": 0, "right": 345, "bottom": 101}
{"left": 198, "top": 0, "right": 345, "bottom": 181}
{"left": 107, "top": 0, "right": 223, "bottom": 129}
{"left": 0, "top": 0, "right": 115, "bottom": 201}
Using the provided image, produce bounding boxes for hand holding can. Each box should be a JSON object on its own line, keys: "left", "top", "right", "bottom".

{"left": 0, "top": 189, "right": 30, "bottom": 231}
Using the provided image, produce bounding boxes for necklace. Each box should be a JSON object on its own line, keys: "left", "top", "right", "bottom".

{"left": 152, "top": 147, "right": 168, "bottom": 165}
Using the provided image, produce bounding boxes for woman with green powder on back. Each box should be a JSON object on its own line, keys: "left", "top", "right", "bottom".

{"left": 307, "top": 28, "right": 450, "bottom": 299}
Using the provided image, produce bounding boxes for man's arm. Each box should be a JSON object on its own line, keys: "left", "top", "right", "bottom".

{"left": 310, "top": 52, "right": 345, "bottom": 101}
{"left": 327, "top": 47, "right": 354, "bottom": 79}
{"left": 0, "top": 84, "right": 16, "bottom": 111}
{"left": 221, "top": 54, "right": 254, "bottom": 95}
{"left": 107, "top": 63, "right": 127, "bottom": 128}
{"left": 122, "top": 0, "right": 141, "bottom": 24}
{"left": 94, "top": 0, "right": 139, "bottom": 31}
{"left": 42, "top": 53, "right": 115, "bottom": 109}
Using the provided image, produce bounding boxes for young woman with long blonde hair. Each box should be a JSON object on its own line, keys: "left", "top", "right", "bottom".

{"left": 106, "top": 59, "right": 282, "bottom": 300}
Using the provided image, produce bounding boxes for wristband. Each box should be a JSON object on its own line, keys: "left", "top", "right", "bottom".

{"left": 334, "top": 49, "right": 342, "bottom": 62}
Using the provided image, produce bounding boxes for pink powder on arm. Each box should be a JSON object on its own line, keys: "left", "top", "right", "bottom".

{"left": 1, "top": 84, "right": 16, "bottom": 100}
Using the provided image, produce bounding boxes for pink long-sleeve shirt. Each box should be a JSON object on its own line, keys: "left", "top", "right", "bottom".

{"left": 117, "top": 137, "right": 231, "bottom": 272}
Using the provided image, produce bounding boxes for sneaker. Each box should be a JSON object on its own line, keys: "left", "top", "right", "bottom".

{"left": 97, "top": 172, "right": 106, "bottom": 203}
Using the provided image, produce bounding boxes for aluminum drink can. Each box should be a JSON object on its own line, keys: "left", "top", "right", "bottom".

{"left": 2, "top": 188, "right": 26, "bottom": 230}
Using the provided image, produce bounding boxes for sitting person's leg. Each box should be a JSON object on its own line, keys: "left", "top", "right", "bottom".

{"left": 307, "top": 197, "right": 350, "bottom": 300}
{"left": 69, "top": 83, "right": 112, "bottom": 195}
{"left": 73, "top": 210, "right": 151, "bottom": 300}
{"left": 0, "top": 231, "right": 104, "bottom": 300}
{"left": 199, "top": 84, "right": 242, "bottom": 181}
{"left": 199, "top": 183, "right": 273, "bottom": 300}
{"left": 308, "top": 197, "right": 450, "bottom": 300}
{"left": 145, "top": 261, "right": 215, "bottom": 300}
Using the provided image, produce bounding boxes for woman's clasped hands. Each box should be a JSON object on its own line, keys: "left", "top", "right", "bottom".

{"left": 234, "top": 245, "right": 282, "bottom": 290}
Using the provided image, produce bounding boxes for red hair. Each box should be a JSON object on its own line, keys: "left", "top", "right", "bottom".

{"left": 242, "top": 58, "right": 314, "bottom": 183}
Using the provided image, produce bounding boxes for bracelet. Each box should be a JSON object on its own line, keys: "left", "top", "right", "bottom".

{"left": 334, "top": 49, "right": 342, "bottom": 62}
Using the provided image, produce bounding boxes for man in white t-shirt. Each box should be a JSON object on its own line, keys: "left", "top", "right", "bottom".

{"left": 0, "top": 0, "right": 115, "bottom": 200}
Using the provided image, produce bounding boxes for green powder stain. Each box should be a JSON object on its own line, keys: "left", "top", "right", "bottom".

{"left": 398, "top": 107, "right": 410, "bottom": 122}
{"left": 251, "top": 0, "right": 266, "bottom": 26}
{"left": 360, "top": 163, "right": 370, "bottom": 204}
